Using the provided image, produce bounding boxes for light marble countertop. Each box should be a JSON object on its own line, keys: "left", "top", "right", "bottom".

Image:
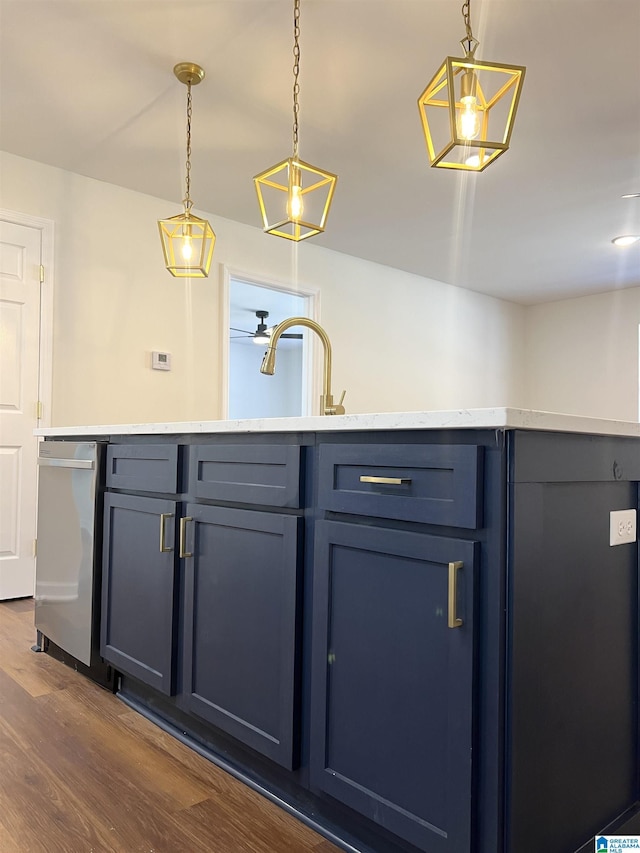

{"left": 34, "top": 408, "right": 640, "bottom": 438}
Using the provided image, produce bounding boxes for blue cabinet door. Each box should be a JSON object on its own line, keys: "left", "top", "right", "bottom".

{"left": 182, "top": 503, "right": 302, "bottom": 770}
{"left": 310, "top": 520, "right": 477, "bottom": 853}
{"left": 101, "top": 492, "right": 178, "bottom": 695}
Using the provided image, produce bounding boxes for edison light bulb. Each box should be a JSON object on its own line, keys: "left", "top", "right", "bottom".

{"left": 457, "top": 70, "right": 481, "bottom": 140}
{"left": 181, "top": 235, "right": 193, "bottom": 261}
{"left": 287, "top": 164, "right": 304, "bottom": 220}
{"left": 288, "top": 183, "right": 303, "bottom": 220}
{"left": 457, "top": 96, "right": 481, "bottom": 140}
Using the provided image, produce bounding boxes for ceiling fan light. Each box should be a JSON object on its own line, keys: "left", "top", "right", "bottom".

{"left": 253, "top": 331, "right": 271, "bottom": 344}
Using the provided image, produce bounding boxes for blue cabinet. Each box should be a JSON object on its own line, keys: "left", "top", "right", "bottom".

{"left": 101, "top": 492, "right": 179, "bottom": 695}
{"left": 97, "top": 429, "right": 640, "bottom": 853}
{"left": 102, "top": 441, "right": 304, "bottom": 770}
{"left": 181, "top": 503, "right": 302, "bottom": 770}
{"left": 506, "top": 433, "right": 640, "bottom": 853}
{"left": 310, "top": 520, "right": 478, "bottom": 853}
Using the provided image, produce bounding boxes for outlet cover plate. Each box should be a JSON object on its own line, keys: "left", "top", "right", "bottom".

{"left": 610, "top": 509, "right": 637, "bottom": 546}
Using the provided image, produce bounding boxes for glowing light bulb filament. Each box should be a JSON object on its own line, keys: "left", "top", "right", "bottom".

{"left": 181, "top": 236, "right": 193, "bottom": 261}
{"left": 181, "top": 225, "right": 193, "bottom": 262}
{"left": 457, "top": 70, "right": 481, "bottom": 140}
{"left": 288, "top": 164, "right": 304, "bottom": 221}
{"left": 459, "top": 97, "right": 480, "bottom": 140}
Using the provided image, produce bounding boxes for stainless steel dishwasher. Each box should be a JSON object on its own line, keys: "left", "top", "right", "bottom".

{"left": 35, "top": 440, "right": 111, "bottom": 684}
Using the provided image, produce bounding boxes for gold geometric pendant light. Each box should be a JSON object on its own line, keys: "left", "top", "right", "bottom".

{"left": 158, "top": 63, "right": 216, "bottom": 276}
{"left": 418, "top": 0, "right": 526, "bottom": 172}
{"left": 254, "top": 0, "right": 337, "bottom": 241}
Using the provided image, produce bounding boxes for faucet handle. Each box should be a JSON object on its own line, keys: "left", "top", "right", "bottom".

{"left": 332, "top": 390, "right": 346, "bottom": 416}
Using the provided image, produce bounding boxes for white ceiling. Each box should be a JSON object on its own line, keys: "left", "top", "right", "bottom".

{"left": 1, "top": 0, "right": 639, "bottom": 305}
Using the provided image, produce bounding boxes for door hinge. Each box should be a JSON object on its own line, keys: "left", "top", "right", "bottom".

{"left": 39, "top": 264, "right": 45, "bottom": 284}
{"left": 36, "top": 401, "right": 43, "bottom": 419}
{"left": 33, "top": 539, "right": 37, "bottom": 558}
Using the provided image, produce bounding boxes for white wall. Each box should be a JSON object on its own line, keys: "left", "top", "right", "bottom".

{"left": 229, "top": 341, "right": 302, "bottom": 419}
{"left": 1, "top": 151, "right": 527, "bottom": 425}
{"left": 525, "top": 287, "right": 640, "bottom": 422}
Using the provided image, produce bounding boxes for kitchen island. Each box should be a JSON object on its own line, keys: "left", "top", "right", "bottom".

{"left": 36, "top": 409, "right": 640, "bottom": 853}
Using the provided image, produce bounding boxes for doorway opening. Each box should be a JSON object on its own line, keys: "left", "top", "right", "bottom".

{"left": 222, "top": 272, "right": 318, "bottom": 420}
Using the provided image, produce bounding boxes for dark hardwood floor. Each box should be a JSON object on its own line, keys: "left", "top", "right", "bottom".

{"left": 0, "top": 598, "right": 340, "bottom": 853}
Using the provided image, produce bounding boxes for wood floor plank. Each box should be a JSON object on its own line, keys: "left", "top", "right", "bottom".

{"left": 0, "top": 671, "right": 210, "bottom": 848}
{"left": 2, "top": 596, "right": 35, "bottom": 613}
{"left": 0, "top": 600, "right": 343, "bottom": 853}
{"left": 0, "top": 723, "right": 120, "bottom": 852}
{"left": 315, "top": 842, "right": 346, "bottom": 852}
{"left": 38, "top": 684, "right": 214, "bottom": 812}
{"left": 0, "top": 815, "right": 32, "bottom": 853}
{"left": 172, "top": 793, "right": 337, "bottom": 853}
{"left": 0, "top": 604, "right": 75, "bottom": 697}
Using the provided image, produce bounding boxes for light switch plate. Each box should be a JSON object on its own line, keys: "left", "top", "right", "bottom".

{"left": 609, "top": 509, "right": 637, "bottom": 546}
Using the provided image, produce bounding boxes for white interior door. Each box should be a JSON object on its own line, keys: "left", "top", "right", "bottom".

{"left": 0, "top": 220, "right": 42, "bottom": 599}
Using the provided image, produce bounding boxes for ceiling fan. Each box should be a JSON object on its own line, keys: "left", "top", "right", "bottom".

{"left": 230, "top": 310, "right": 303, "bottom": 345}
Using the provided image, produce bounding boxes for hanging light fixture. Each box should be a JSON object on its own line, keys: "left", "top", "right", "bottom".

{"left": 254, "top": 0, "right": 337, "bottom": 241}
{"left": 158, "top": 62, "right": 215, "bottom": 277}
{"left": 417, "top": 0, "right": 526, "bottom": 172}
{"left": 253, "top": 310, "right": 271, "bottom": 345}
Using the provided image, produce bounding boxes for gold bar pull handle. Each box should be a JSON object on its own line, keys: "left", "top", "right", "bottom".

{"left": 179, "top": 516, "right": 193, "bottom": 558}
{"left": 359, "top": 476, "right": 412, "bottom": 485}
{"left": 159, "top": 513, "right": 174, "bottom": 553}
{"left": 448, "top": 561, "right": 464, "bottom": 629}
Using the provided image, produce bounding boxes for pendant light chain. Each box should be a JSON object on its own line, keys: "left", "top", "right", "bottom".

{"left": 292, "top": 0, "right": 301, "bottom": 159}
{"left": 462, "top": 0, "right": 473, "bottom": 40}
{"left": 460, "top": 0, "right": 478, "bottom": 56}
{"left": 184, "top": 81, "right": 193, "bottom": 211}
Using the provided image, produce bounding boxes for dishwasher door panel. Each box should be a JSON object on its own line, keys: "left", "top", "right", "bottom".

{"left": 35, "top": 441, "right": 102, "bottom": 666}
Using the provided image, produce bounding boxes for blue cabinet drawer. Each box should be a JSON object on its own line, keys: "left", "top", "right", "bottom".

{"left": 188, "top": 444, "right": 301, "bottom": 508}
{"left": 106, "top": 444, "right": 180, "bottom": 494}
{"left": 318, "top": 443, "right": 482, "bottom": 528}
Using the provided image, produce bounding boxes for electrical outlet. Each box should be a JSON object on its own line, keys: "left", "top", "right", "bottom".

{"left": 609, "top": 509, "right": 637, "bottom": 546}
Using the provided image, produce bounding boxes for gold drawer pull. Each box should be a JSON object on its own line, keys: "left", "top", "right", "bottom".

{"left": 359, "top": 476, "right": 411, "bottom": 485}
{"left": 179, "top": 516, "right": 193, "bottom": 558}
{"left": 159, "top": 513, "right": 174, "bottom": 553}
{"left": 448, "top": 561, "right": 463, "bottom": 629}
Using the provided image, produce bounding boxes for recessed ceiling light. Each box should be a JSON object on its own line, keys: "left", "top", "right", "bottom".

{"left": 612, "top": 235, "right": 640, "bottom": 246}
{"left": 621, "top": 193, "right": 640, "bottom": 199}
